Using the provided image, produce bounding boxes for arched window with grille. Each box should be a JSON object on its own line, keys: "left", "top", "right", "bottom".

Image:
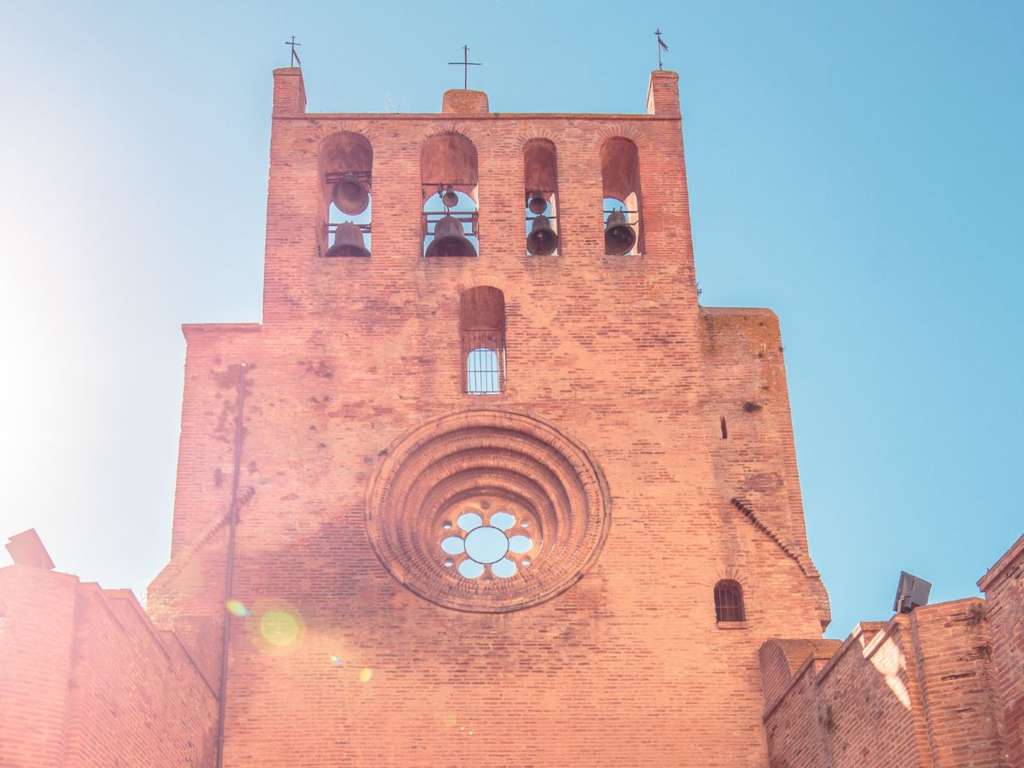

{"left": 460, "top": 287, "right": 505, "bottom": 395}
{"left": 714, "top": 580, "right": 746, "bottom": 622}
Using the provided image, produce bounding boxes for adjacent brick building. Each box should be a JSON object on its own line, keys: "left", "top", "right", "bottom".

{"left": 1, "top": 65, "right": 1019, "bottom": 767}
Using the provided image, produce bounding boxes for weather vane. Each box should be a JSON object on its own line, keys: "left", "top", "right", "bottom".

{"left": 448, "top": 45, "right": 482, "bottom": 90}
{"left": 285, "top": 35, "right": 302, "bottom": 67}
{"left": 655, "top": 29, "right": 669, "bottom": 70}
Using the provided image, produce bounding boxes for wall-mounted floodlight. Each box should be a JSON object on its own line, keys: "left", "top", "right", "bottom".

{"left": 893, "top": 571, "right": 932, "bottom": 614}
{"left": 5, "top": 529, "right": 55, "bottom": 570}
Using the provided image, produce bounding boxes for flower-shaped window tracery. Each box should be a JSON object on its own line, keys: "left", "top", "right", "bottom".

{"left": 366, "top": 410, "right": 611, "bottom": 612}
{"left": 441, "top": 507, "right": 534, "bottom": 579}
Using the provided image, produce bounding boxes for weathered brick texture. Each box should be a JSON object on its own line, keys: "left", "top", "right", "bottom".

{"left": 980, "top": 535, "right": 1024, "bottom": 767}
{"left": 761, "top": 598, "right": 1008, "bottom": 768}
{"left": 0, "top": 566, "right": 77, "bottom": 768}
{"left": 3, "top": 62, "right": 1019, "bottom": 768}
{"left": 145, "top": 67, "right": 830, "bottom": 767}
{"left": 442, "top": 88, "right": 489, "bottom": 114}
{"left": 0, "top": 564, "right": 217, "bottom": 768}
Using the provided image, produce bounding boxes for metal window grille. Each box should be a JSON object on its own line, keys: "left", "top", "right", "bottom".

{"left": 714, "top": 580, "right": 746, "bottom": 622}
{"left": 463, "top": 330, "right": 503, "bottom": 395}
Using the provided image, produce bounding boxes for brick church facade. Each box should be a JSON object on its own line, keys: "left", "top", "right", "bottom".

{"left": 1, "top": 66, "right": 1021, "bottom": 767}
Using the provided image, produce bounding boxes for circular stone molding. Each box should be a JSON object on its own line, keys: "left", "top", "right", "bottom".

{"left": 366, "top": 410, "right": 611, "bottom": 612}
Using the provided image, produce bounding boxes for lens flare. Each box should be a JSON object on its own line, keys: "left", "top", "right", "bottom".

{"left": 260, "top": 611, "right": 300, "bottom": 647}
{"left": 330, "top": 655, "right": 344, "bottom": 667}
{"left": 225, "top": 599, "right": 250, "bottom": 617}
{"left": 359, "top": 667, "right": 373, "bottom": 683}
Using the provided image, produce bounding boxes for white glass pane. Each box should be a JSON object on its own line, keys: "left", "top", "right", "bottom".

{"left": 441, "top": 536, "right": 465, "bottom": 555}
{"left": 458, "top": 559, "right": 485, "bottom": 579}
{"left": 491, "top": 558, "right": 517, "bottom": 578}
{"left": 508, "top": 535, "right": 533, "bottom": 554}
{"left": 464, "top": 526, "right": 509, "bottom": 564}
{"left": 489, "top": 511, "right": 516, "bottom": 530}
{"left": 467, "top": 348, "right": 500, "bottom": 394}
{"left": 457, "top": 511, "right": 483, "bottom": 532}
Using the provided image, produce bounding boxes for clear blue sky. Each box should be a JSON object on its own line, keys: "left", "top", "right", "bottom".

{"left": 2, "top": 1, "right": 1021, "bottom": 639}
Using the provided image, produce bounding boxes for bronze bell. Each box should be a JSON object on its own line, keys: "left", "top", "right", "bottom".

{"left": 325, "top": 222, "right": 371, "bottom": 258}
{"left": 527, "top": 192, "right": 548, "bottom": 215}
{"left": 332, "top": 176, "right": 370, "bottom": 215}
{"left": 426, "top": 215, "right": 476, "bottom": 258}
{"left": 440, "top": 186, "right": 460, "bottom": 209}
{"left": 526, "top": 215, "right": 558, "bottom": 256}
{"left": 604, "top": 210, "right": 636, "bottom": 255}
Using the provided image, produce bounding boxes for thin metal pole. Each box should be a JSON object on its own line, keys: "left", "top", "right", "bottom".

{"left": 214, "top": 362, "right": 248, "bottom": 768}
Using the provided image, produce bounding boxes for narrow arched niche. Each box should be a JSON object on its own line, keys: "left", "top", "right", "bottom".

{"left": 421, "top": 133, "right": 478, "bottom": 193}
{"left": 523, "top": 139, "right": 560, "bottom": 256}
{"left": 600, "top": 136, "right": 643, "bottom": 255}
{"left": 319, "top": 131, "right": 373, "bottom": 258}
{"left": 421, "top": 132, "right": 479, "bottom": 257}
{"left": 460, "top": 286, "right": 505, "bottom": 394}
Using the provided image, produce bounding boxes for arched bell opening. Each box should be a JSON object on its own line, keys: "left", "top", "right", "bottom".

{"left": 421, "top": 133, "right": 479, "bottom": 258}
{"left": 524, "top": 139, "right": 559, "bottom": 256}
{"left": 600, "top": 137, "right": 642, "bottom": 256}
{"left": 320, "top": 132, "right": 373, "bottom": 258}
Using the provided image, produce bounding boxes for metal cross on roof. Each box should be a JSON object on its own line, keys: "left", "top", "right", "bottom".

{"left": 285, "top": 35, "right": 302, "bottom": 67}
{"left": 448, "top": 45, "right": 482, "bottom": 90}
{"left": 655, "top": 29, "right": 669, "bottom": 70}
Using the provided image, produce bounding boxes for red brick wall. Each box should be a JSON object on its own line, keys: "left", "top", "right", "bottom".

{"left": 0, "top": 566, "right": 77, "bottom": 768}
{"left": 272, "top": 66, "right": 305, "bottom": 117}
{"left": 147, "top": 67, "right": 830, "bottom": 767}
{"left": 981, "top": 535, "right": 1024, "bottom": 767}
{"left": 760, "top": 654, "right": 830, "bottom": 768}
{"left": 909, "top": 598, "right": 1006, "bottom": 766}
{"left": 702, "top": 308, "right": 831, "bottom": 629}
{"left": 761, "top": 599, "right": 1007, "bottom": 768}
{"left": 0, "top": 565, "right": 217, "bottom": 768}
{"left": 3, "top": 64, "right": 1015, "bottom": 768}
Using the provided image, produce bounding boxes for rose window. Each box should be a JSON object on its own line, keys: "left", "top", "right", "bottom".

{"left": 367, "top": 410, "right": 611, "bottom": 612}
{"left": 440, "top": 505, "right": 535, "bottom": 579}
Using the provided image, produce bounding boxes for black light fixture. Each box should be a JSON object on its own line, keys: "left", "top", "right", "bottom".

{"left": 892, "top": 571, "right": 931, "bottom": 614}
